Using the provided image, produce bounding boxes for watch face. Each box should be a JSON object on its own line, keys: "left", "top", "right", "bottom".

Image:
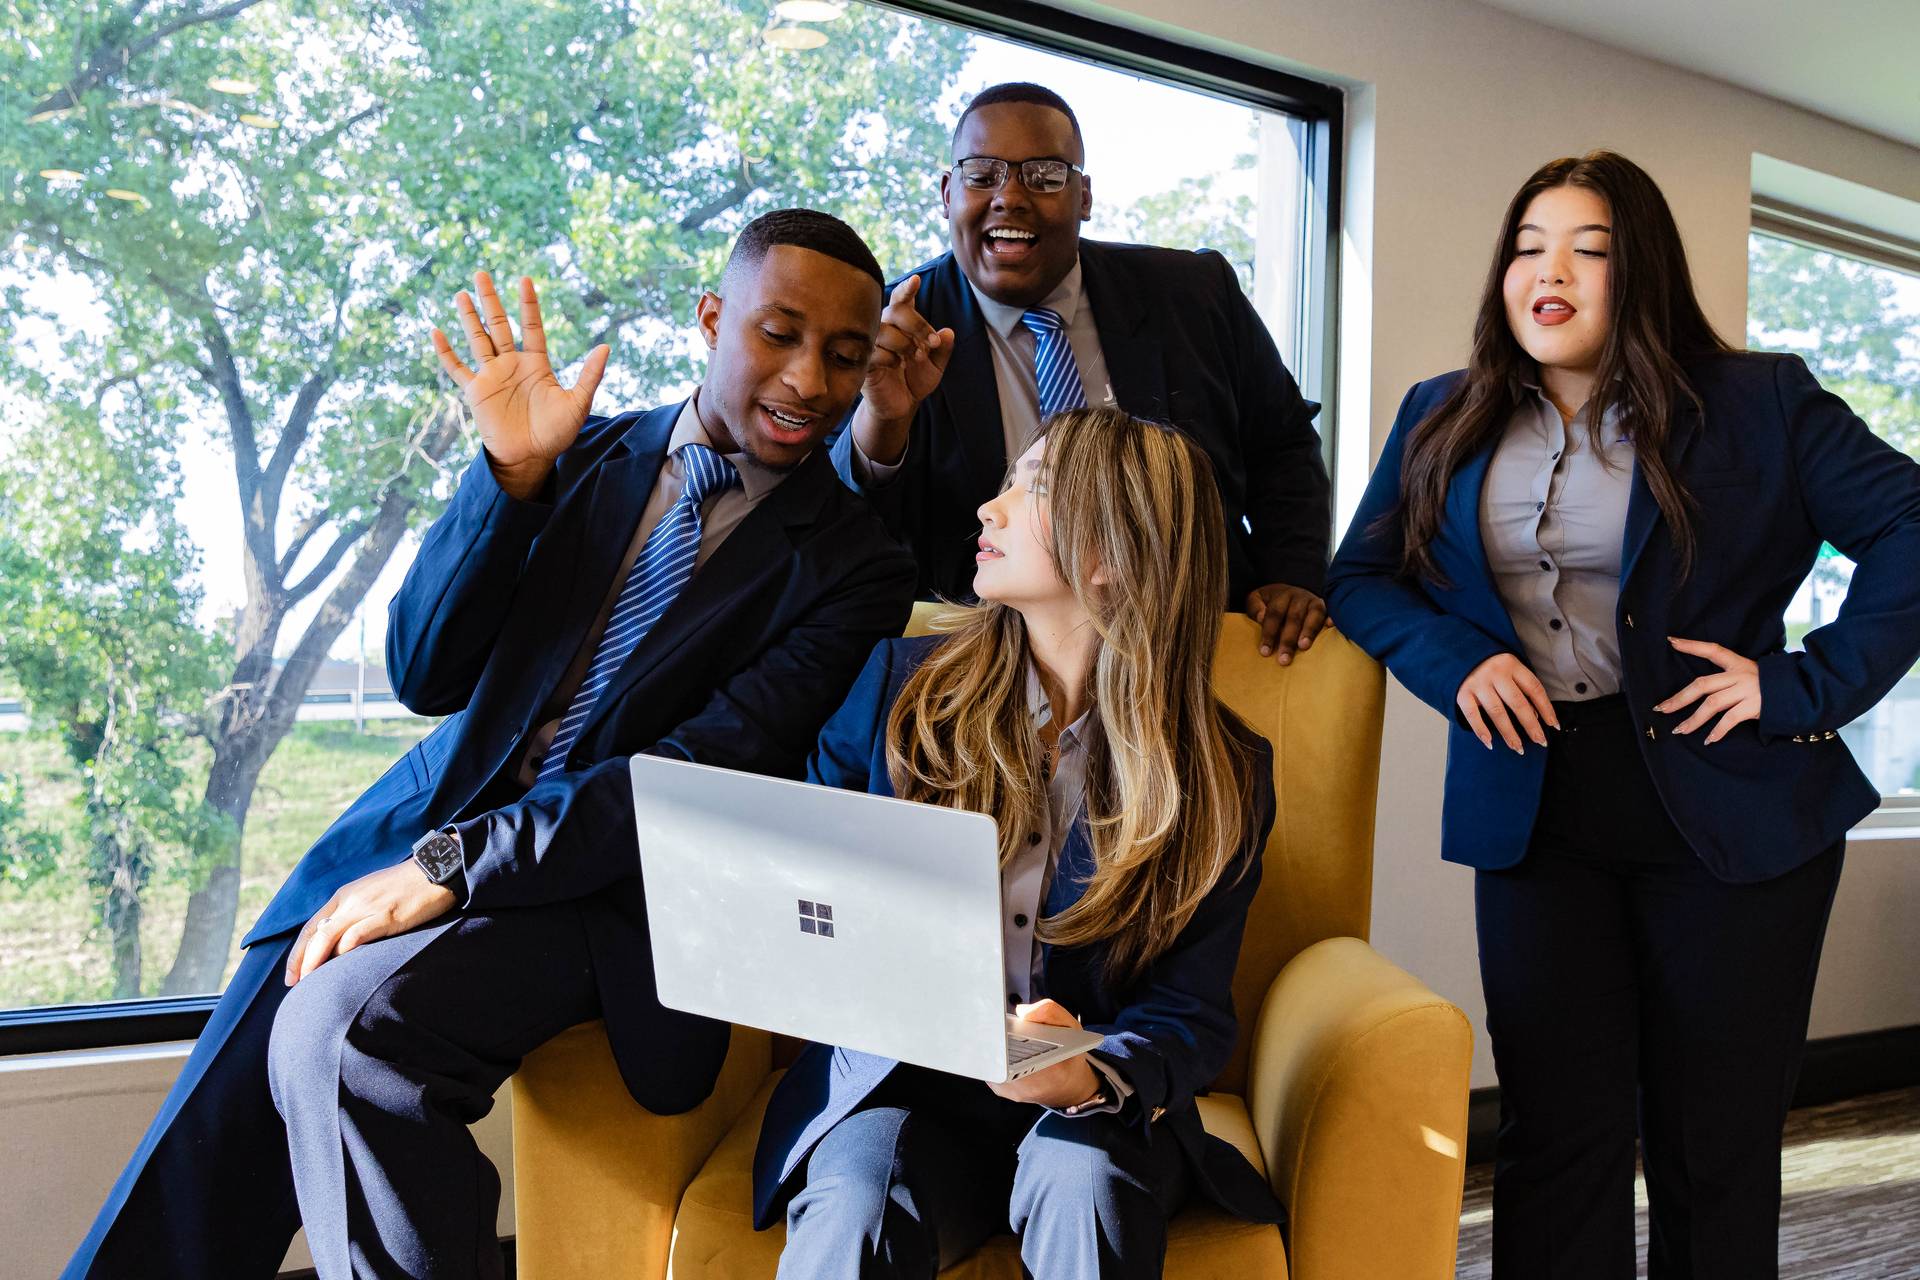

{"left": 415, "top": 833, "right": 462, "bottom": 883}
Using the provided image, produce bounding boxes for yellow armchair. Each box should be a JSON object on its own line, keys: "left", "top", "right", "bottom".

{"left": 510, "top": 610, "right": 1473, "bottom": 1279}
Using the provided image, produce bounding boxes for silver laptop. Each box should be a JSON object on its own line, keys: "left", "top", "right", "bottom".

{"left": 630, "top": 754, "right": 1103, "bottom": 1083}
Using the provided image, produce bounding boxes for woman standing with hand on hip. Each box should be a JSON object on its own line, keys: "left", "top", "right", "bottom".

{"left": 1326, "top": 150, "right": 1920, "bottom": 1279}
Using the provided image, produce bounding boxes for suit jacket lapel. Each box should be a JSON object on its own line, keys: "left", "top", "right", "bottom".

{"left": 1081, "top": 242, "right": 1168, "bottom": 418}
{"left": 1444, "top": 442, "right": 1499, "bottom": 596}
{"left": 529, "top": 405, "right": 676, "bottom": 713}
{"left": 1621, "top": 398, "right": 1703, "bottom": 586}
{"left": 925, "top": 258, "right": 1008, "bottom": 500}
{"left": 574, "top": 446, "right": 834, "bottom": 740}
{"left": 1441, "top": 439, "right": 1527, "bottom": 651}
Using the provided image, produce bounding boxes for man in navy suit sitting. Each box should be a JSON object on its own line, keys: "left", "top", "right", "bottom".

{"left": 64, "top": 209, "right": 916, "bottom": 1280}
{"left": 833, "top": 81, "right": 1334, "bottom": 664}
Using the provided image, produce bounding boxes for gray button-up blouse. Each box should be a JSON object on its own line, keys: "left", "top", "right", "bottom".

{"left": 1478, "top": 387, "right": 1635, "bottom": 701}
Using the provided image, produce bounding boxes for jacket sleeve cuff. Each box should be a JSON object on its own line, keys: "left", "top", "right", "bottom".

{"left": 1755, "top": 649, "right": 1813, "bottom": 741}
{"left": 1051, "top": 1054, "right": 1135, "bottom": 1118}
{"left": 847, "top": 434, "right": 906, "bottom": 487}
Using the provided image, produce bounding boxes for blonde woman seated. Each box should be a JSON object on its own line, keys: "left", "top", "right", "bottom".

{"left": 750, "top": 407, "right": 1286, "bottom": 1279}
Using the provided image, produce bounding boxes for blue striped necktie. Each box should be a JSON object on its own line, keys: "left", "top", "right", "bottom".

{"left": 1021, "top": 306, "right": 1087, "bottom": 420}
{"left": 535, "top": 442, "right": 739, "bottom": 782}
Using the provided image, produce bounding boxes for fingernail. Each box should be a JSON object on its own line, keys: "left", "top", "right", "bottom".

{"left": 1277, "top": 653, "right": 1291, "bottom": 665}
{"left": 1260, "top": 646, "right": 1271, "bottom": 656}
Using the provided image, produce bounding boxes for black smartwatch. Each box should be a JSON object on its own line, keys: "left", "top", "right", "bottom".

{"left": 411, "top": 828, "right": 465, "bottom": 889}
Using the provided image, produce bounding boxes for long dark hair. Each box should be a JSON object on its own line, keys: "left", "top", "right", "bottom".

{"left": 1389, "top": 150, "right": 1734, "bottom": 584}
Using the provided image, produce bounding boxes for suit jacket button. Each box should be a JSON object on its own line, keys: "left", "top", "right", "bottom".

{"left": 1823, "top": 730, "right": 1838, "bottom": 740}
{"left": 1792, "top": 735, "right": 1805, "bottom": 743}
{"left": 1625, "top": 613, "right": 1635, "bottom": 629}
{"left": 1150, "top": 1106, "right": 1167, "bottom": 1123}
{"left": 1645, "top": 726, "right": 1656, "bottom": 740}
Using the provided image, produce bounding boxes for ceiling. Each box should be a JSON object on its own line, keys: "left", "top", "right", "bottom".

{"left": 1476, "top": 0, "right": 1920, "bottom": 150}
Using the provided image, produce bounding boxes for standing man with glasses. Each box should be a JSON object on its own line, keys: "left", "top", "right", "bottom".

{"left": 835, "top": 81, "right": 1333, "bottom": 664}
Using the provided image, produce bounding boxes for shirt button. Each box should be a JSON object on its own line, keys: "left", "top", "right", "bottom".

{"left": 1535, "top": 501, "right": 1545, "bottom": 512}
{"left": 1539, "top": 560, "right": 1552, "bottom": 571}
{"left": 1013, "top": 913, "right": 1029, "bottom": 928}
{"left": 1574, "top": 682, "right": 1588, "bottom": 694}
{"left": 1027, "top": 832, "right": 1041, "bottom": 846}
{"left": 1549, "top": 618, "right": 1564, "bottom": 631}
{"left": 1008, "top": 992, "right": 1021, "bottom": 1008}
{"left": 1552, "top": 451, "right": 1561, "bottom": 460}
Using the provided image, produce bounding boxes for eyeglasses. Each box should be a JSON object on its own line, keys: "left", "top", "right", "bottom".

{"left": 951, "top": 156, "right": 1083, "bottom": 195}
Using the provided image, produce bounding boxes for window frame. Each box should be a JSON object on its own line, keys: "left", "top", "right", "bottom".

{"left": 1747, "top": 201, "right": 1920, "bottom": 813}
{"left": 0, "top": 0, "right": 1344, "bottom": 1054}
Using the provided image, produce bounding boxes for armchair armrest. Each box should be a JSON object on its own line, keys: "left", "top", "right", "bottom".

{"left": 1247, "top": 937, "right": 1473, "bottom": 1280}
{"left": 510, "top": 1020, "right": 773, "bottom": 1280}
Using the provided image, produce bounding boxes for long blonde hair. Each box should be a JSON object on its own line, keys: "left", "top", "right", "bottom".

{"left": 884, "top": 407, "right": 1258, "bottom": 985}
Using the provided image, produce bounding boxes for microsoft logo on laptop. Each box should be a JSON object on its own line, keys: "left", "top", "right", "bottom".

{"left": 798, "top": 900, "right": 835, "bottom": 938}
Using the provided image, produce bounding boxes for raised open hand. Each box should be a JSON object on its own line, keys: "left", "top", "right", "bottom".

{"left": 431, "top": 271, "right": 610, "bottom": 498}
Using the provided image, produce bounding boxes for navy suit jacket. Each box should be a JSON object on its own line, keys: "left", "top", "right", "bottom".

{"left": 830, "top": 241, "right": 1332, "bottom": 603}
{"left": 1325, "top": 353, "right": 1920, "bottom": 883}
{"left": 750, "top": 635, "right": 1285, "bottom": 1229}
{"left": 244, "top": 403, "right": 916, "bottom": 1110}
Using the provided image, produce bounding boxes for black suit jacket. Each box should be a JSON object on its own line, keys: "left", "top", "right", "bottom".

{"left": 829, "top": 240, "right": 1332, "bottom": 603}
{"left": 245, "top": 403, "right": 916, "bottom": 1110}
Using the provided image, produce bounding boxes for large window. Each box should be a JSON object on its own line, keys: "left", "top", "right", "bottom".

{"left": 1747, "top": 212, "right": 1920, "bottom": 801}
{"left": 0, "top": 1, "right": 1336, "bottom": 1028}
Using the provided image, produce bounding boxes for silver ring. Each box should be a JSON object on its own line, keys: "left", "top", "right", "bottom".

{"left": 318, "top": 916, "right": 333, "bottom": 926}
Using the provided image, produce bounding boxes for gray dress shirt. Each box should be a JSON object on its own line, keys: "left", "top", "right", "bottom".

{"left": 1478, "top": 386, "right": 1634, "bottom": 701}
{"left": 853, "top": 256, "right": 1118, "bottom": 483}
{"left": 513, "top": 398, "right": 786, "bottom": 784}
{"left": 1002, "top": 662, "right": 1131, "bottom": 1114}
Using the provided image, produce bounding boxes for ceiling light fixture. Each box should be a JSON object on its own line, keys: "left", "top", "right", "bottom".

{"left": 238, "top": 113, "right": 281, "bottom": 128}
{"left": 774, "top": 0, "right": 847, "bottom": 20}
{"left": 104, "top": 188, "right": 148, "bottom": 204}
{"left": 207, "top": 76, "right": 258, "bottom": 95}
{"left": 38, "top": 168, "right": 83, "bottom": 181}
{"left": 762, "top": 24, "right": 829, "bottom": 50}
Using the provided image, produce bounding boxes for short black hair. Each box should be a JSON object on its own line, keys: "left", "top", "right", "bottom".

{"left": 721, "top": 208, "right": 885, "bottom": 295}
{"left": 953, "top": 82, "right": 1083, "bottom": 152}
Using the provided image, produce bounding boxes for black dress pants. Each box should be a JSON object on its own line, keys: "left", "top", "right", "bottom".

{"left": 1475, "top": 694, "right": 1844, "bottom": 1280}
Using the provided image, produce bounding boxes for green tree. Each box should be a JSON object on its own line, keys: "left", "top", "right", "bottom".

{"left": 1748, "top": 234, "right": 1920, "bottom": 623}
{"left": 2, "top": 0, "right": 968, "bottom": 994}
{"left": 0, "top": 773, "right": 62, "bottom": 890}
{"left": 1747, "top": 233, "right": 1920, "bottom": 458}
{"left": 1116, "top": 163, "right": 1257, "bottom": 293}
{"left": 0, "top": 394, "right": 229, "bottom": 996}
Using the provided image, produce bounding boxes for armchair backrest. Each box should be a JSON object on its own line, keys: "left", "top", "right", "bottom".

{"left": 903, "top": 604, "right": 1386, "bottom": 1095}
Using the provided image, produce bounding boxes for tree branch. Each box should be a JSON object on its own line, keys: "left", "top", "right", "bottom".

{"left": 283, "top": 518, "right": 372, "bottom": 606}
{"left": 678, "top": 165, "right": 761, "bottom": 232}
{"left": 34, "top": 0, "right": 269, "bottom": 117}
{"left": 276, "top": 509, "right": 329, "bottom": 578}
{"left": 267, "top": 404, "right": 466, "bottom": 719}
{"left": 194, "top": 304, "right": 280, "bottom": 593}
{"left": 263, "top": 371, "right": 331, "bottom": 494}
